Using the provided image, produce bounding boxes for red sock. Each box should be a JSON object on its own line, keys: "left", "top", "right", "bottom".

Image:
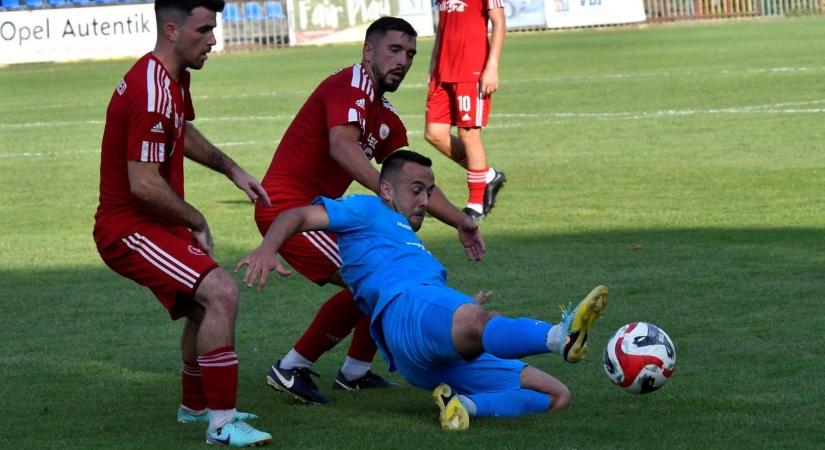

{"left": 181, "top": 361, "right": 208, "bottom": 411}
{"left": 467, "top": 168, "right": 487, "bottom": 206}
{"left": 347, "top": 315, "right": 377, "bottom": 362}
{"left": 294, "top": 289, "right": 364, "bottom": 362}
{"left": 198, "top": 347, "right": 237, "bottom": 410}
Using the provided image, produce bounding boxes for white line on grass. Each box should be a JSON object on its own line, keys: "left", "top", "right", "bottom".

{"left": 10, "top": 65, "right": 825, "bottom": 112}
{"left": 0, "top": 140, "right": 274, "bottom": 159}
{"left": 5, "top": 99, "right": 824, "bottom": 130}
{"left": 3, "top": 99, "right": 824, "bottom": 158}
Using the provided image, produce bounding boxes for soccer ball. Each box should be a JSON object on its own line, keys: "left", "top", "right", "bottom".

{"left": 602, "top": 322, "right": 676, "bottom": 394}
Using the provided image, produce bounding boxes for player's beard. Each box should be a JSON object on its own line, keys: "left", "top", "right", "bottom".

{"left": 375, "top": 67, "right": 405, "bottom": 93}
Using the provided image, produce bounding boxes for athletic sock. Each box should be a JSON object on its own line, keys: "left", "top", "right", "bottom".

{"left": 467, "top": 168, "right": 487, "bottom": 208}
{"left": 181, "top": 360, "right": 208, "bottom": 411}
{"left": 198, "top": 346, "right": 238, "bottom": 411}
{"left": 279, "top": 349, "right": 313, "bottom": 370}
{"left": 457, "top": 395, "right": 477, "bottom": 417}
{"left": 293, "top": 289, "right": 364, "bottom": 361}
{"left": 347, "top": 315, "right": 377, "bottom": 362}
{"left": 485, "top": 167, "right": 497, "bottom": 183}
{"left": 481, "top": 316, "right": 552, "bottom": 359}
{"left": 208, "top": 408, "right": 237, "bottom": 431}
{"left": 340, "top": 356, "right": 371, "bottom": 381}
{"left": 545, "top": 324, "right": 565, "bottom": 353}
{"left": 466, "top": 389, "right": 550, "bottom": 417}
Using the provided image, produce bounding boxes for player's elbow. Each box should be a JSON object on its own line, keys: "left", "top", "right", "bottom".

{"left": 550, "top": 387, "right": 571, "bottom": 412}
{"left": 129, "top": 177, "right": 156, "bottom": 202}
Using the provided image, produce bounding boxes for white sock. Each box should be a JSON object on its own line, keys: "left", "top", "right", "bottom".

{"left": 340, "top": 356, "right": 371, "bottom": 381}
{"left": 545, "top": 324, "right": 565, "bottom": 353}
{"left": 458, "top": 395, "right": 477, "bottom": 417}
{"left": 485, "top": 168, "right": 496, "bottom": 183}
{"left": 279, "top": 349, "right": 313, "bottom": 370}
{"left": 180, "top": 404, "right": 207, "bottom": 416}
{"left": 465, "top": 203, "right": 483, "bottom": 214}
{"left": 208, "top": 408, "right": 237, "bottom": 431}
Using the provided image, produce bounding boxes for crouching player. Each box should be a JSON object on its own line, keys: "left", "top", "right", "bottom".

{"left": 236, "top": 150, "right": 608, "bottom": 429}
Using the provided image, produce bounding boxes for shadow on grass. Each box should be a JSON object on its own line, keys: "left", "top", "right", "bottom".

{"left": 2, "top": 227, "right": 824, "bottom": 448}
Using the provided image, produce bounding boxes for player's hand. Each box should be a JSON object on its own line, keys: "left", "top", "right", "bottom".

{"left": 227, "top": 165, "right": 272, "bottom": 207}
{"left": 191, "top": 223, "right": 214, "bottom": 256}
{"left": 457, "top": 216, "right": 485, "bottom": 261}
{"left": 473, "top": 290, "right": 493, "bottom": 305}
{"left": 235, "top": 247, "right": 292, "bottom": 291}
{"left": 480, "top": 66, "right": 499, "bottom": 97}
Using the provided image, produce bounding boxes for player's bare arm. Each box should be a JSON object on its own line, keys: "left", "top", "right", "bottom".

{"left": 481, "top": 7, "right": 506, "bottom": 97}
{"left": 183, "top": 124, "right": 272, "bottom": 207}
{"left": 426, "top": 188, "right": 486, "bottom": 261}
{"left": 328, "top": 123, "right": 381, "bottom": 192}
{"left": 126, "top": 160, "right": 213, "bottom": 254}
{"left": 236, "top": 204, "right": 331, "bottom": 290}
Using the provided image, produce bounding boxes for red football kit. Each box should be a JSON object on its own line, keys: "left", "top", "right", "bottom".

{"left": 94, "top": 53, "right": 217, "bottom": 319}
{"left": 427, "top": 0, "right": 504, "bottom": 128}
{"left": 255, "top": 64, "right": 408, "bottom": 283}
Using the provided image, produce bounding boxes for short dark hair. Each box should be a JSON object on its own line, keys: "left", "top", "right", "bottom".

{"left": 380, "top": 149, "right": 432, "bottom": 183}
{"left": 155, "top": 0, "right": 225, "bottom": 22}
{"left": 365, "top": 16, "right": 417, "bottom": 42}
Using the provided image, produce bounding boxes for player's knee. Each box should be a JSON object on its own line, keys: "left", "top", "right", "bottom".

{"left": 455, "top": 304, "right": 494, "bottom": 337}
{"left": 198, "top": 269, "right": 239, "bottom": 314}
{"left": 424, "top": 128, "right": 447, "bottom": 147}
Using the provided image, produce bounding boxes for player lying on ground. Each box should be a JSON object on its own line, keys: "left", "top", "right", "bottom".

{"left": 237, "top": 150, "right": 608, "bottom": 430}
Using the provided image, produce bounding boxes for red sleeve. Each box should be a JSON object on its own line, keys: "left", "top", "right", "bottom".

{"left": 323, "top": 80, "right": 368, "bottom": 132}
{"left": 486, "top": 0, "right": 504, "bottom": 10}
{"left": 125, "top": 83, "right": 172, "bottom": 164}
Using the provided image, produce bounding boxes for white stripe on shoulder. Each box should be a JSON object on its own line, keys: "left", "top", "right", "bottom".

{"left": 351, "top": 64, "right": 362, "bottom": 89}
{"left": 146, "top": 59, "right": 156, "bottom": 113}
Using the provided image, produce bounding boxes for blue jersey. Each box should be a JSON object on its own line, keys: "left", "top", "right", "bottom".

{"left": 313, "top": 194, "right": 447, "bottom": 320}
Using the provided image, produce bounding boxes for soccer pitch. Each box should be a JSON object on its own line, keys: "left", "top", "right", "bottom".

{"left": 2, "top": 15, "right": 824, "bottom": 449}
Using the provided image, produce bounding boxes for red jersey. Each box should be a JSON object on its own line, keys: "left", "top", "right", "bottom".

{"left": 94, "top": 53, "right": 195, "bottom": 248}
{"left": 257, "top": 64, "right": 408, "bottom": 218}
{"left": 433, "top": 0, "right": 504, "bottom": 82}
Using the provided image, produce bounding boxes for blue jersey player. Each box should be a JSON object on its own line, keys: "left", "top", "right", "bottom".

{"left": 237, "top": 150, "right": 608, "bottom": 430}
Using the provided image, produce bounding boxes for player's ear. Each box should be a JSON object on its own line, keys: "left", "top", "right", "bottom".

{"left": 163, "top": 20, "right": 179, "bottom": 43}
{"left": 362, "top": 40, "right": 373, "bottom": 64}
{"left": 378, "top": 178, "right": 392, "bottom": 202}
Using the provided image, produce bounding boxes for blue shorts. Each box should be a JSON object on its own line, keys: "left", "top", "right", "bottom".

{"left": 377, "top": 284, "right": 526, "bottom": 394}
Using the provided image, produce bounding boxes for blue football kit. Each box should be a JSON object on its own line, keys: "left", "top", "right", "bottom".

{"left": 314, "top": 195, "right": 531, "bottom": 399}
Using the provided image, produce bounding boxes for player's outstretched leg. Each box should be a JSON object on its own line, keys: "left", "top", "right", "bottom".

{"left": 206, "top": 416, "right": 272, "bottom": 447}
{"left": 432, "top": 384, "right": 470, "bottom": 431}
{"left": 561, "top": 285, "right": 609, "bottom": 363}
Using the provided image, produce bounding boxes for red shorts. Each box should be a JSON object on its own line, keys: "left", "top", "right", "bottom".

{"left": 96, "top": 223, "right": 219, "bottom": 320}
{"left": 255, "top": 206, "right": 341, "bottom": 285}
{"left": 426, "top": 79, "right": 491, "bottom": 128}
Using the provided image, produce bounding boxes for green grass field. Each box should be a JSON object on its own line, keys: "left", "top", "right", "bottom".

{"left": 2, "top": 15, "right": 825, "bottom": 449}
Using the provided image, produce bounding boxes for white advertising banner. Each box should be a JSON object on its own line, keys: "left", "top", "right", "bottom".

{"left": 0, "top": 4, "right": 223, "bottom": 65}
{"left": 545, "top": 0, "right": 645, "bottom": 29}
{"left": 286, "top": 0, "right": 433, "bottom": 46}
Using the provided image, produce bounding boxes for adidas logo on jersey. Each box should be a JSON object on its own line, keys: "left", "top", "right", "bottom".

{"left": 355, "top": 98, "right": 366, "bottom": 109}
{"left": 461, "top": 113, "right": 471, "bottom": 121}
{"left": 150, "top": 122, "right": 165, "bottom": 134}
